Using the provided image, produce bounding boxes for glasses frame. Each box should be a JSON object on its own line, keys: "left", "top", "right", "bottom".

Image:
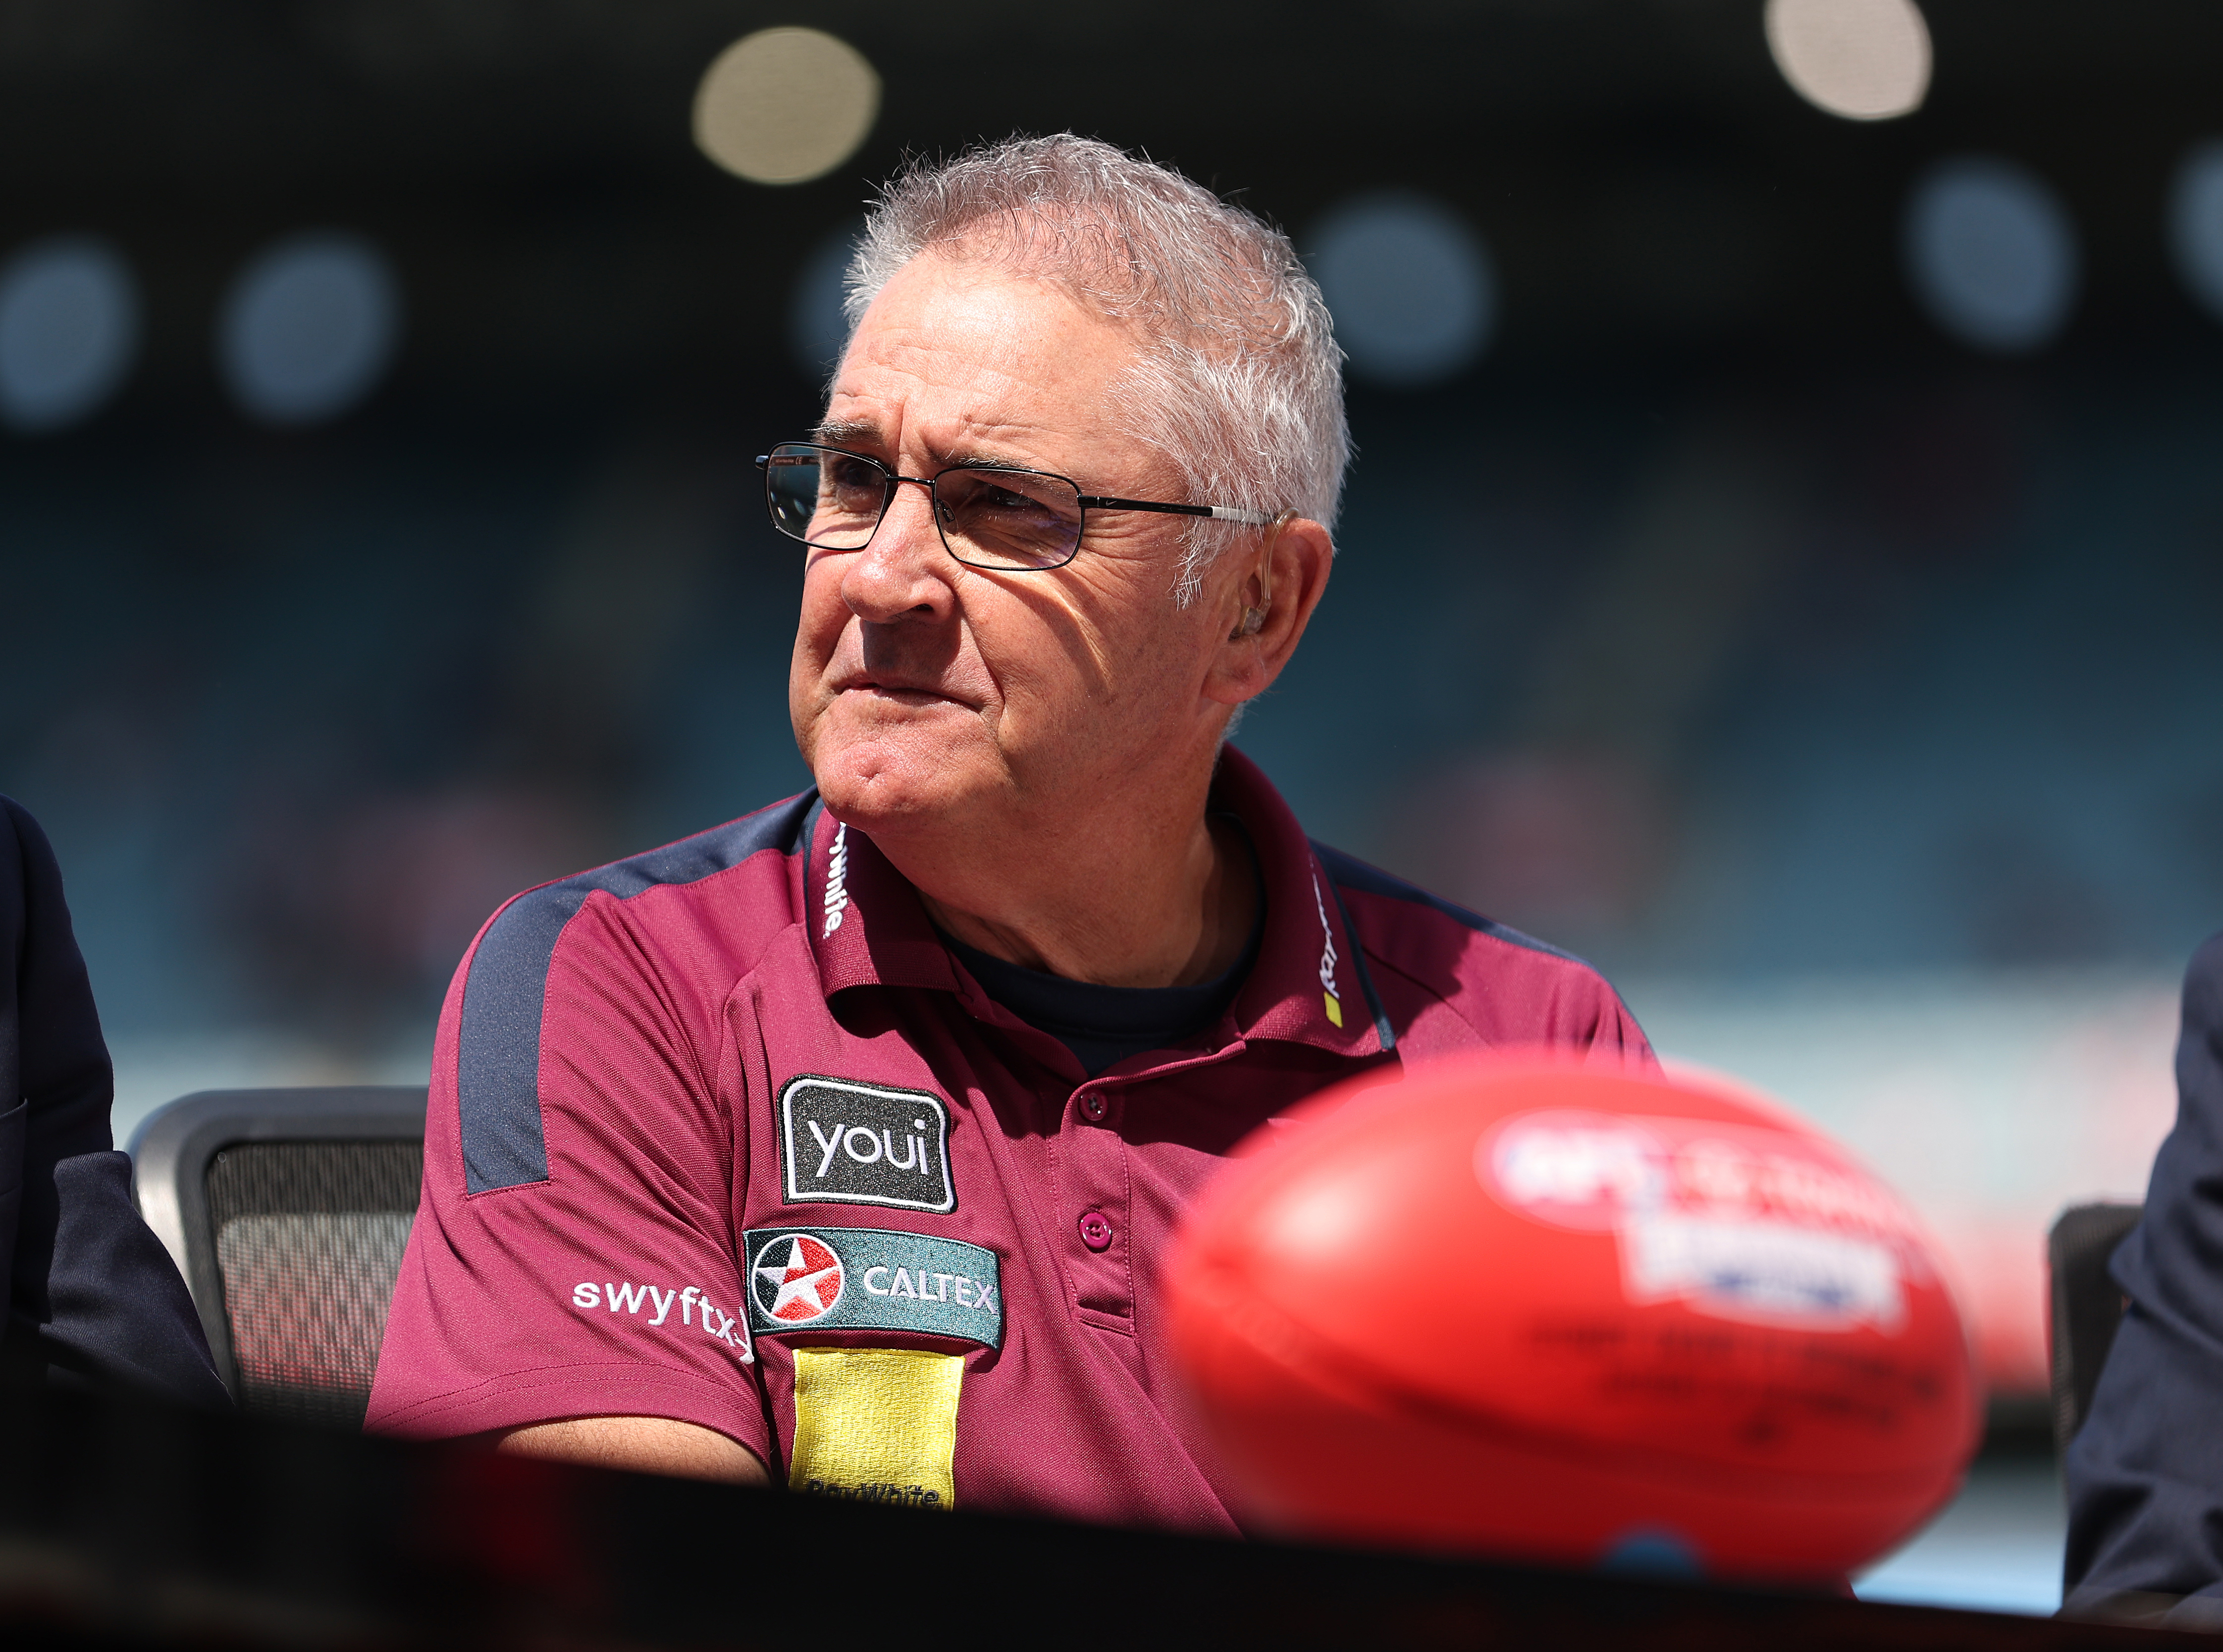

{"left": 755, "top": 442, "right": 1277, "bottom": 573}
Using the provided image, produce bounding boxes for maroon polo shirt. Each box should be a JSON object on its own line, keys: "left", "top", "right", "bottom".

{"left": 367, "top": 746, "right": 1655, "bottom": 1531}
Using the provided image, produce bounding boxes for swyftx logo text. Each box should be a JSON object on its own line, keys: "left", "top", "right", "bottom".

{"left": 570, "top": 1278, "right": 752, "bottom": 1363}
{"left": 780, "top": 1076, "right": 955, "bottom": 1214}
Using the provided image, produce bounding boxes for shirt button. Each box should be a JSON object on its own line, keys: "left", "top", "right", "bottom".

{"left": 1078, "top": 1211, "right": 1115, "bottom": 1252}
{"left": 1079, "top": 1093, "right": 1107, "bottom": 1122}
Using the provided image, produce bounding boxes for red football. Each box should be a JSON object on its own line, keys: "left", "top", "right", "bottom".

{"left": 1165, "top": 1056, "right": 1981, "bottom": 1582}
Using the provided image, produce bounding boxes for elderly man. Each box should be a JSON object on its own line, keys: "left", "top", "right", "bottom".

{"left": 368, "top": 135, "right": 1652, "bottom": 1528}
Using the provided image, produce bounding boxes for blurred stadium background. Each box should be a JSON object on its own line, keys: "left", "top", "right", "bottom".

{"left": 5, "top": 0, "right": 2222, "bottom": 1610}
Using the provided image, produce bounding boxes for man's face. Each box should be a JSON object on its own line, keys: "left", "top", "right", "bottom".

{"left": 789, "top": 252, "right": 1233, "bottom": 841}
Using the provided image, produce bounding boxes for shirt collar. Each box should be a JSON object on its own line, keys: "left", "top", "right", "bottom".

{"left": 805, "top": 800, "right": 959, "bottom": 996}
{"left": 802, "top": 745, "right": 1388, "bottom": 1062}
{"left": 1213, "top": 744, "right": 1386, "bottom": 1060}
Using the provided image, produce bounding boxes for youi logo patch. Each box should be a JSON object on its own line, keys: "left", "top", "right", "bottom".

{"left": 779, "top": 1075, "right": 955, "bottom": 1214}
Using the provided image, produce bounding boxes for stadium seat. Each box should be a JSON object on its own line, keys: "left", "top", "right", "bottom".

{"left": 2046, "top": 1201, "right": 2144, "bottom": 1454}
{"left": 129, "top": 1087, "right": 427, "bottom": 1426}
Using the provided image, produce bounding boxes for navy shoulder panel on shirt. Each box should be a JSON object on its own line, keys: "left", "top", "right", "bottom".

{"left": 457, "top": 790, "right": 818, "bottom": 1194}
{"left": 1311, "top": 840, "right": 1588, "bottom": 967}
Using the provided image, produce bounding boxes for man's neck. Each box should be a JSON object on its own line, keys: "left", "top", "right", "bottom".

{"left": 875, "top": 775, "right": 1258, "bottom": 991}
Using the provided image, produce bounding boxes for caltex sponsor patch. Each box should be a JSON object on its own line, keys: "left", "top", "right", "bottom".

{"left": 745, "top": 1227, "right": 1002, "bottom": 1349}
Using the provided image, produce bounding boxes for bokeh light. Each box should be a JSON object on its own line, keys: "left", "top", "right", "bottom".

{"left": 0, "top": 236, "right": 140, "bottom": 434}
{"left": 2168, "top": 140, "right": 2223, "bottom": 325}
{"left": 218, "top": 233, "right": 402, "bottom": 426}
{"left": 789, "top": 224, "right": 857, "bottom": 379}
{"left": 692, "top": 28, "right": 879, "bottom": 187}
{"left": 1764, "top": 0, "right": 1932, "bottom": 122}
{"left": 1308, "top": 193, "right": 1496, "bottom": 389}
{"left": 1902, "top": 157, "right": 2079, "bottom": 354}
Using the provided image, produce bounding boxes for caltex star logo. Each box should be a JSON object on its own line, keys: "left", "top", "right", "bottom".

{"left": 752, "top": 1233, "right": 845, "bottom": 1324}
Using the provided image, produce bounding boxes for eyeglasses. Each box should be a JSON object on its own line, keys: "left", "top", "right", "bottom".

{"left": 755, "top": 442, "right": 1276, "bottom": 573}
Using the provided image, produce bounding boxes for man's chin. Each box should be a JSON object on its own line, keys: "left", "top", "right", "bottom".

{"left": 808, "top": 733, "right": 995, "bottom": 834}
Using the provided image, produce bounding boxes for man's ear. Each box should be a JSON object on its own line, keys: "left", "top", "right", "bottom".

{"left": 1203, "top": 515, "right": 1333, "bottom": 708}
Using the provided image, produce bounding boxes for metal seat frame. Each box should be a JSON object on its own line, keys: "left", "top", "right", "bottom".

{"left": 129, "top": 1086, "right": 429, "bottom": 1397}
{"left": 2047, "top": 1200, "right": 2145, "bottom": 1455}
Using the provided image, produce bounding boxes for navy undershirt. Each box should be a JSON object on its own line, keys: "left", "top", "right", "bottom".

{"left": 944, "top": 922, "right": 1261, "bottom": 1077}
{"left": 939, "top": 839, "right": 1266, "bottom": 1077}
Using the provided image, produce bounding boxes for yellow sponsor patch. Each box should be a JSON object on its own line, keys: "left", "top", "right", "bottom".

{"left": 788, "top": 1346, "right": 963, "bottom": 1509}
{"left": 1323, "top": 991, "right": 1343, "bottom": 1027}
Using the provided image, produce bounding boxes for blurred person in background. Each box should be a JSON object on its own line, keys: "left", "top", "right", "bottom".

{"left": 368, "top": 135, "right": 1651, "bottom": 1526}
{"left": 2064, "top": 931, "right": 2223, "bottom": 1628}
{"left": 1, "top": 797, "right": 227, "bottom": 1404}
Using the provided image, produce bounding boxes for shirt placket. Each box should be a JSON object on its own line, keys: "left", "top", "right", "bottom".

{"left": 1059, "top": 1076, "right": 1136, "bottom": 1325}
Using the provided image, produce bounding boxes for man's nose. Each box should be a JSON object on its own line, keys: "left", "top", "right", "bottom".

{"left": 841, "top": 476, "right": 954, "bottom": 624}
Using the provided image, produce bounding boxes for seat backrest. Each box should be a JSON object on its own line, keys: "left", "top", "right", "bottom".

{"left": 130, "top": 1087, "right": 428, "bottom": 1426}
{"left": 2048, "top": 1200, "right": 2145, "bottom": 1455}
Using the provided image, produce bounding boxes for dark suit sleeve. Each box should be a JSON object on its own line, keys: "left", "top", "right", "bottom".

{"left": 2063, "top": 931, "right": 2223, "bottom": 1626}
{"left": 0, "top": 797, "right": 227, "bottom": 1406}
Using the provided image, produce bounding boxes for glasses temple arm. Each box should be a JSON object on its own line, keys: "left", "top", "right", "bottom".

{"left": 1076, "top": 495, "right": 1277, "bottom": 527}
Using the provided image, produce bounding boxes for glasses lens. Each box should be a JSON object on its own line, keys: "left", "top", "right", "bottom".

{"left": 936, "top": 467, "right": 1084, "bottom": 570}
{"left": 765, "top": 445, "right": 886, "bottom": 549}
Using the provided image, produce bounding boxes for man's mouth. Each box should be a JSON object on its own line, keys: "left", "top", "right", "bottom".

{"left": 833, "top": 675, "right": 970, "bottom": 711}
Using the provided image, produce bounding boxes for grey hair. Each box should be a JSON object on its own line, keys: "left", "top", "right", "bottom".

{"left": 841, "top": 133, "right": 1349, "bottom": 604}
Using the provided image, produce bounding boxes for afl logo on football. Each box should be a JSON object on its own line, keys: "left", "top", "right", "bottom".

{"left": 751, "top": 1233, "right": 846, "bottom": 1324}
{"left": 1483, "top": 1110, "right": 1669, "bottom": 1230}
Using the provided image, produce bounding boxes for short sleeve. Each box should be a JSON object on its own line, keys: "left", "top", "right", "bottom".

{"left": 1583, "top": 991, "right": 1660, "bottom": 1073}
{"left": 366, "top": 883, "right": 767, "bottom": 1460}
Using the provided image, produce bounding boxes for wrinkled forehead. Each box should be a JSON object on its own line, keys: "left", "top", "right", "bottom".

{"left": 831, "top": 252, "right": 1160, "bottom": 464}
